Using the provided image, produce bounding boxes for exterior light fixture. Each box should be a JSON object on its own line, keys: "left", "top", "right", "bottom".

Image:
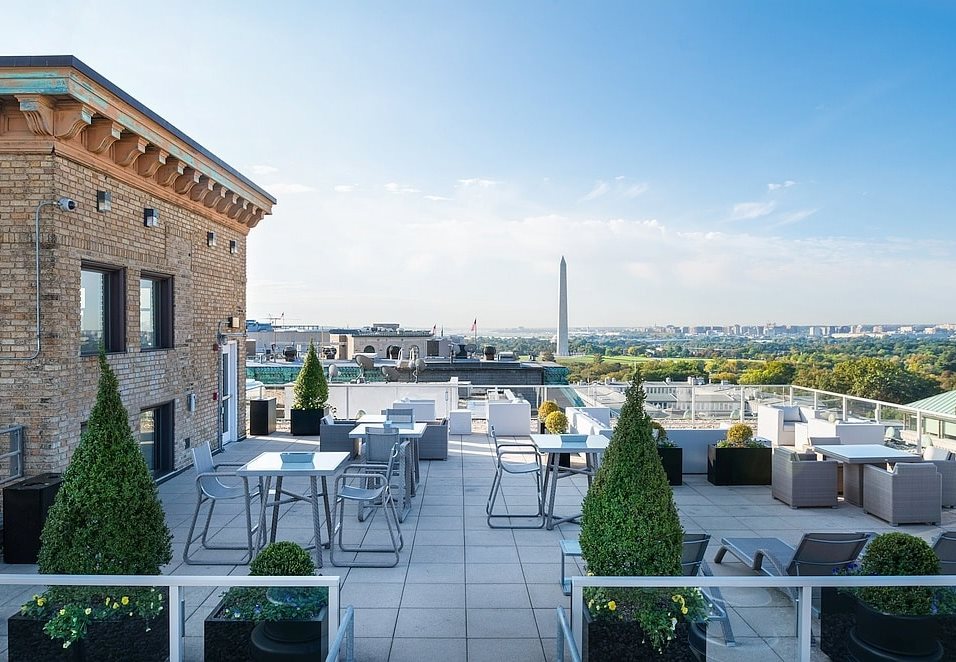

{"left": 229, "top": 239, "right": 238, "bottom": 254}
{"left": 143, "top": 208, "right": 159, "bottom": 227}
{"left": 96, "top": 190, "right": 112, "bottom": 212}
{"left": 207, "top": 231, "right": 216, "bottom": 247}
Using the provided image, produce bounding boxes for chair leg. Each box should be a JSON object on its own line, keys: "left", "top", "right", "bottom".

{"left": 331, "top": 490, "right": 404, "bottom": 568}
{"left": 486, "top": 469, "right": 546, "bottom": 529}
{"left": 183, "top": 493, "right": 259, "bottom": 565}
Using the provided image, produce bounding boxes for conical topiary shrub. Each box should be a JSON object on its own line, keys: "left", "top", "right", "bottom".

{"left": 291, "top": 341, "right": 328, "bottom": 435}
{"left": 579, "top": 369, "right": 706, "bottom": 653}
{"left": 38, "top": 353, "right": 171, "bottom": 575}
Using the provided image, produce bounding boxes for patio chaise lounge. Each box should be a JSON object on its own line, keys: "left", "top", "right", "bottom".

{"left": 713, "top": 532, "right": 870, "bottom": 605}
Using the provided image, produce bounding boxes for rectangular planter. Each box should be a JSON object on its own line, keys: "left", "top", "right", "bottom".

{"left": 707, "top": 445, "right": 771, "bottom": 485}
{"left": 290, "top": 409, "right": 322, "bottom": 436}
{"left": 8, "top": 608, "right": 168, "bottom": 662}
{"left": 2, "top": 473, "right": 62, "bottom": 563}
{"left": 582, "top": 605, "right": 705, "bottom": 661}
{"left": 658, "top": 447, "right": 683, "bottom": 486}
{"left": 249, "top": 398, "right": 277, "bottom": 436}
{"left": 204, "top": 595, "right": 328, "bottom": 662}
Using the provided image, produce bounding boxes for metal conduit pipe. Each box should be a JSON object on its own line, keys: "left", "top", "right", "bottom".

{"left": 0, "top": 198, "right": 77, "bottom": 362}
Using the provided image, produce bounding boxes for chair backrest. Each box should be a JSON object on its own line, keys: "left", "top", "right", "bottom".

{"left": 384, "top": 408, "right": 415, "bottom": 427}
{"left": 681, "top": 533, "right": 711, "bottom": 577}
{"left": 192, "top": 443, "right": 230, "bottom": 496}
{"left": 787, "top": 532, "right": 869, "bottom": 576}
{"left": 893, "top": 462, "right": 939, "bottom": 480}
{"left": 366, "top": 426, "right": 401, "bottom": 463}
{"left": 809, "top": 436, "right": 842, "bottom": 447}
{"left": 933, "top": 531, "right": 956, "bottom": 575}
{"left": 924, "top": 447, "right": 952, "bottom": 461}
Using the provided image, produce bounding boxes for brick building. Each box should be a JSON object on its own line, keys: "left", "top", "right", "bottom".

{"left": 0, "top": 56, "right": 274, "bottom": 479}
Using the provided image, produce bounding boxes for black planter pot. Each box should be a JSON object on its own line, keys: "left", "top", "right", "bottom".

{"left": 540, "top": 422, "right": 572, "bottom": 467}
{"left": 849, "top": 598, "right": 942, "bottom": 661}
{"left": 706, "top": 445, "right": 771, "bottom": 486}
{"left": 8, "top": 609, "right": 169, "bottom": 662}
{"left": 250, "top": 610, "right": 328, "bottom": 662}
{"left": 658, "top": 447, "right": 683, "bottom": 486}
{"left": 290, "top": 409, "right": 322, "bottom": 436}
{"left": 582, "top": 607, "right": 704, "bottom": 661}
{"left": 204, "top": 597, "right": 329, "bottom": 662}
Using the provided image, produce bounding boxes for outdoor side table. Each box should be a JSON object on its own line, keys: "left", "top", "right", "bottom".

{"left": 530, "top": 434, "right": 609, "bottom": 530}
{"left": 449, "top": 409, "right": 473, "bottom": 435}
{"left": 237, "top": 451, "right": 349, "bottom": 568}
{"left": 559, "top": 538, "right": 583, "bottom": 595}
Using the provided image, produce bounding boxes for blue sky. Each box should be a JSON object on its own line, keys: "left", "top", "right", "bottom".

{"left": 7, "top": 1, "right": 956, "bottom": 327}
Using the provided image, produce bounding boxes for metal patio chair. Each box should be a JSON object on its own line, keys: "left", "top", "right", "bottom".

{"left": 362, "top": 425, "right": 412, "bottom": 521}
{"left": 681, "top": 533, "right": 736, "bottom": 647}
{"left": 183, "top": 442, "right": 260, "bottom": 565}
{"left": 486, "top": 425, "right": 545, "bottom": 528}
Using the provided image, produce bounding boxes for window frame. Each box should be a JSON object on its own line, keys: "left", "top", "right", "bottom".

{"left": 139, "top": 273, "right": 174, "bottom": 351}
{"left": 139, "top": 401, "right": 174, "bottom": 477}
{"left": 80, "top": 262, "right": 126, "bottom": 355}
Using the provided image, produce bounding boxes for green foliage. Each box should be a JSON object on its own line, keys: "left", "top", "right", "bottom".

{"left": 738, "top": 360, "right": 796, "bottom": 385}
{"left": 250, "top": 541, "right": 315, "bottom": 577}
{"left": 38, "top": 353, "right": 171, "bottom": 576}
{"left": 545, "top": 410, "right": 568, "bottom": 434}
{"left": 538, "top": 349, "right": 555, "bottom": 362}
{"left": 794, "top": 357, "right": 940, "bottom": 404}
{"left": 292, "top": 341, "right": 329, "bottom": 410}
{"left": 220, "top": 542, "right": 327, "bottom": 622}
{"left": 651, "top": 421, "right": 675, "bottom": 448}
{"left": 716, "top": 423, "right": 756, "bottom": 449}
{"left": 586, "top": 585, "right": 709, "bottom": 652}
{"left": 857, "top": 533, "right": 939, "bottom": 616}
{"left": 538, "top": 400, "right": 560, "bottom": 422}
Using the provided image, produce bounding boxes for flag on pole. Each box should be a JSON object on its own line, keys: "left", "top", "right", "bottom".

{"left": 470, "top": 318, "right": 477, "bottom": 332}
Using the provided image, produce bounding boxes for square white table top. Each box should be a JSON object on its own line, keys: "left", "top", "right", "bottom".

{"left": 236, "top": 451, "right": 350, "bottom": 477}
{"left": 529, "top": 434, "right": 609, "bottom": 454}
{"left": 348, "top": 422, "right": 428, "bottom": 439}
{"left": 812, "top": 444, "right": 921, "bottom": 463}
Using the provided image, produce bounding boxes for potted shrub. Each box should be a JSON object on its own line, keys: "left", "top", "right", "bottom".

{"left": 653, "top": 422, "right": 683, "bottom": 486}
{"left": 205, "top": 541, "right": 329, "bottom": 662}
{"left": 578, "top": 371, "right": 707, "bottom": 660}
{"left": 538, "top": 400, "right": 560, "bottom": 433}
{"left": 545, "top": 409, "right": 572, "bottom": 468}
{"left": 290, "top": 340, "right": 329, "bottom": 436}
{"left": 707, "top": 423, "right": 771, "bottom": 485}
{"left": 10, "top": 353, "right": 172, "bottom": 661}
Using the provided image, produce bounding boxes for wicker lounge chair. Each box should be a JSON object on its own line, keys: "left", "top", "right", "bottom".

{"left": 862, "top": 462, "right": 942, "bottom": 525}
{"left": 771, "top": 447, "right": 839, "bottom": 508}
{"left": 933, "top": 530, "right": 956, "bottom": 575}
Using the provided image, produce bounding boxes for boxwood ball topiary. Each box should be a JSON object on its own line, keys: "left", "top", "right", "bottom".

{"left": 538, "top": 400, "right": 560, "bottom": 422}
{"left": 858, "top": 532, "right": 939, "bottom": 615}
{"left": 545, "top": 410, "right": 568, "bottom": 434}
{"left": 293, "top": 340, "right": 329, "bottom": 411}
{"left": 38, "top": 353, "right": 172, "bottom": 575}
{"left": 250, "top": 542, "right": 316, "bottom": 577}
{"left": 724, "top": 423, "right": 754, "bottom": 447}
{"left": 579, "top": 369, "right": 683, "bottom": 578}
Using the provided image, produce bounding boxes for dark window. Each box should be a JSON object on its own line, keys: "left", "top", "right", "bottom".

{"left": 140, "top": 275, "right": 173, "bottom": 349}
{"left": 80, "top": 264, "right": 125, "bottom": 354}
{"left": 140, "top": 402, "right": 174, "bottom": 477}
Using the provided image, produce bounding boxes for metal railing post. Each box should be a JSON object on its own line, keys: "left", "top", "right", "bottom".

{"left": 798, "top": 584, "right": 812, "bottom": 662}
{"left": 168, "top": 582, "right": 183, "bottom": 662}
{"left": 842, "top": 396, "right": 848, "bottom": 420}
{"left": 571, "top": 579, "right": 583, "bottom": 659}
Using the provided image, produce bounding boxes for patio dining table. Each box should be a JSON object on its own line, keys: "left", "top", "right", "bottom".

{"left": 350, "top": 422, "right": 426, "bottom": 495}
{"left": 811, "top": 444, "right": 922, "bottom": 506}
{"left": 530, "top": 434, "right": 608, "bottom": 530}
{"left": 236, "top": 451, "right": 350, "bottom": 568}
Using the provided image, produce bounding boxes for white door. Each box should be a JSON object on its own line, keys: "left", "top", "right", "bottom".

{"left": 221, "top": 341, "right": 238, "bottom": 444}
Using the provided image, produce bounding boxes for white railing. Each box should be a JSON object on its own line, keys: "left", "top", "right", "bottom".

{"left": 568, "top": 574, "right": 956, "bottom": 662}
{"left": 327, "top": 605, "right": 355, "bottom": 662}
{"left": 555, "top": 606, "right": 583, "bottom": 662}
{"left": 0, "top": 424, "right": 24, "bottom": 487}
{"left": 0, "top": 573, "right": 342, "bottom": 662}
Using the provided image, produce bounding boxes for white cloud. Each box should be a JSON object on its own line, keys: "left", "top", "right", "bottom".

{"left": 773, "top": 208, "right": 819, "bottom": 227}
{"left": 268, "top": 183, "right": 315, "bottom": 194}
{"left": 424, "top": 195, "right": 450, "bottom": 201}
{"left": 731, "top": 200, "right": 777, "bottom": 220}
{"left": 457, "top": 178, "right": 497, "bottom": 189}
{"left": 385, "top": 182, "right": 421, "bottom": 194}
{"left": 580, "top": 180, "right": 610, "bottom": 202}
{"left": 250, "top": 164, "right": 279, "bottom": 175}
{"left": 768, "top": 180, "right": 797, "bottom": 191}
{"left": 615, "top": 175, "right": 626, "bottom": 181}
{"left": 333, "top": 184, "right": 355, "bottom": 193}
{"left": 622, "top": 182, "right": 650, "bottom": 198}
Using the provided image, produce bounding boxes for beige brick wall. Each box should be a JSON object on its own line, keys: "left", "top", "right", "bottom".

{"left": 0, "top": 152, "right": 248, "bottom": 476}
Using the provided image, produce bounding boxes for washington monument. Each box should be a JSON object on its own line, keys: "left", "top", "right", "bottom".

{"left": 557, "top": 256, "right": 569, "bottom": 356}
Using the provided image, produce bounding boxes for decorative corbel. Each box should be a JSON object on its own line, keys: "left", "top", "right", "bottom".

{"left": 83, "top": 118, "right": 123, "bottom": 154}
{"left": 173, "top": 167, "right": 201, "bottom": 195}
{"left": 189, "top": 175, "right": 215, "bottom": 202}
{"left": 15, "top": 95, "right": 55, "bottom": 136}
{"left": 216, "top": 191, "right": 239, "bottom": 215}
{"left": 54, "top": 101, "right": 94, "bottom": 139}
{"left": 247, "top": 208, "right": 265, "bottom": 228}
{"left": 154, "top": 158, "right": 185, "bottom": 187}
{"left": 137, "top": 147, "right": 169, "bottom": 178}
{"left": 228, "top": 198, "right": 248, "bottom": 220}
{"left": 113, "top": 134, "right": 148, "bottom": 167}
{"left": 203, "top": 182, "right": 226, "bottom": 208}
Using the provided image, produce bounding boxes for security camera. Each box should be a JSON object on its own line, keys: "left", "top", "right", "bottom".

{"left": 57, "top": 198, "right": 77, "bottom": 212}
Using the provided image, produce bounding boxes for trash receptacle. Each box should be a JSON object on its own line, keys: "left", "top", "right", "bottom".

{"left": 250, "top": 398, "right": 277, "bottom": 436}
{"left": 3, "top": 473, "right": 62, "bottom": 563}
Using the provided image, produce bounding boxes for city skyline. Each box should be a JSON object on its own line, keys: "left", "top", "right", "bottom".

{"left": 4, "top": 2, "right": 955, "bottom": 326}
